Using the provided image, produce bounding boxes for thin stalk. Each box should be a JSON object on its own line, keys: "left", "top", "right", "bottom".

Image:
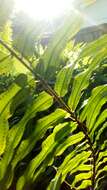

{"left": 0, "top": 39, "right": 96, "bottom": 189}
{"left": 76, "top": 119, "right": 96, "bottom": 190}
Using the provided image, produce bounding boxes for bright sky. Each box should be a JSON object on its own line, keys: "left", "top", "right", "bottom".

{"left": 15, "top": 0, "right": 74, "bottom": 21}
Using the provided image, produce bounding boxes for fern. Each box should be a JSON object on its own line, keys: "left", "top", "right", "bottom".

{"left": 0, "top": 9, "right": 107, "bottom": 190}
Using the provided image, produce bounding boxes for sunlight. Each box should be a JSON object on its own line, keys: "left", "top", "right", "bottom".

{"left": 15, "top": 0, "right": 74, "bottom": 21}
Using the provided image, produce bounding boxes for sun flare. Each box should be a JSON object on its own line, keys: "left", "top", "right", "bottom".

{"left": 15, "top": 0, "right": 74, "bottom": 21}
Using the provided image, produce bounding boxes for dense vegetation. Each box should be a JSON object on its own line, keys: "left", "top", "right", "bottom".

{"left": 0, "top": 1, "right": 107, "bottom": 190}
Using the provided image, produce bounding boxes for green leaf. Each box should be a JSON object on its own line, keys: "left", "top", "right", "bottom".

{"left": 90, "top": 110, "right": 107, "bottom": 140}
{"left": 58, "top": 150, "right": 91, "bottom": 181}
{"left": 96, "top": 165, "right": 107, "bottom": 180}
{"left": 56, "top": 131, "right": 84, "bottom": 156}
{"left": 13, "top": 58, "right": 29, "bottom": 74}
{"left": 0, "top": 47, "right": 14, "bottom": 73}
{"left": 54, "top": 63, "right": 75, "bottom": 97}
{"left": 0, "top": 117, "right": 9, "bottom": 155}
{"left": 16, "top": 121, "right": 84, "bottom": 190}
{"left": 97, "top": 150, "right": 107, "bottom": 164}
{"left": 43, "top": 14, "right": 82, "bottom": 78}
{"left": 47, "top": 174, "right": 62, "bottom": 190}
{"left": 0, "top": 22, "right": 12, "bottom": 46}
{"left": 33, "top": 131, "right": 85, "bottom": 183}
{"left": 96, "top": 157, "right": 107, "bottom": 171}
{"left": 17, "top": 122, "right": 70, "bottom": 188}
{"left": 79, "top": 35, "right": 107, "bottom": 58}
{"left": 96, "top": 149, "right": 107, "bottom": 186}
{"left": 80, "top": 85, "right": 107, "bottom": 131}
{"left": 12, "top": 109, "right": 67, "bottom": 170}
{"left": 72, "top": 172, "right": 92, "bottom": 187}
{"left": 10, "top": 87, "right": 31, "bottom": 115}
{"left": 94, "top": 122, "right": 107, "bottom": 146}
{"left": 76, "top": 180, "right": 91, "bottom": 190}
{"left": 8, "top": 91, "right": 53, "bottom": 149}
{"left": 68, "top": 49, "right": 107, "bottom": 111}
{"left": 0, "top": 91, "right": 53, "bottom": 181}
{"left": 0, "top": 82, "right": 21, "bottom": 118}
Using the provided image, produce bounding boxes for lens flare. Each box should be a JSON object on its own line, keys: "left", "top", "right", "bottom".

{"left": 15, "top": 0, "right": 74, "bottom": 20}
